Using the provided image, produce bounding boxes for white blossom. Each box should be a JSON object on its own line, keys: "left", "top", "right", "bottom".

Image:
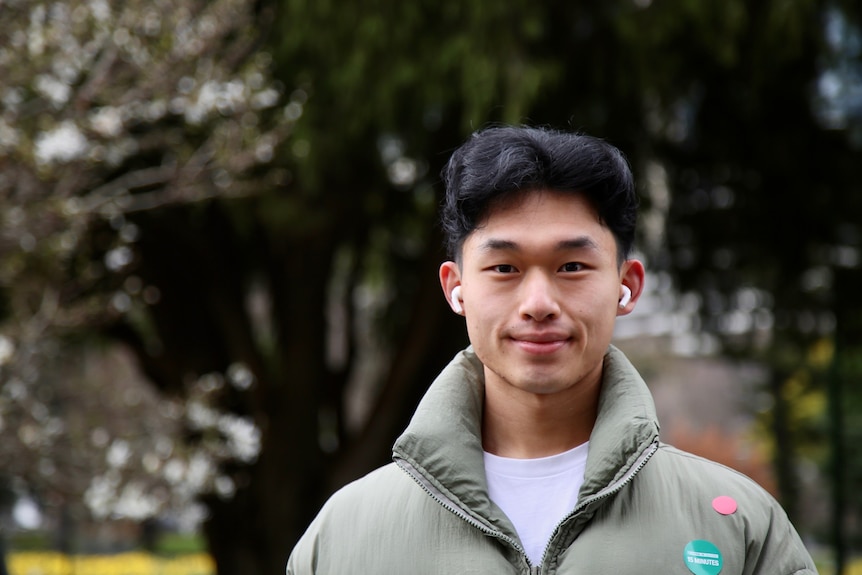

{"left": 90, "top": 106, "right": 124, "bottom": 138}
{"left": 106, "top": 438, "right": 132, "bottom": 468}
{"left": 34, "top": 74, "right": 71, "bottom": 107}
{"left": 218, "top": 414, "right": 261, "bottom": 463}
{"left": 34, "top": 121, "right": 88, "bottom": 164}
{"left": 0, "top": 335, "right": 14, "bottom": 366}
{"left": 112, "top": 482, "right": 164, "bottom": 520}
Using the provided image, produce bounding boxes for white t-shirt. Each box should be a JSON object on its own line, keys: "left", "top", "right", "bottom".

{"left": 483, "top": 442, "right": 589, "bottom": 566}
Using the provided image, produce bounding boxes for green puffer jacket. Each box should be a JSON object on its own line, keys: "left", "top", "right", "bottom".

{"left": 287, "top": 346, "right": 817, "bottom": 575}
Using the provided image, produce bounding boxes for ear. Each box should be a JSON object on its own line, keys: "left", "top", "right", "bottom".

{"left": 439, "top": 261, "right": 463, "bottom": 315}
{"left": 617, "top": 259, "right": 645, "bottom": 316}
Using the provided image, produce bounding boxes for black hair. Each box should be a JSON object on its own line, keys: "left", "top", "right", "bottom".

{"left": 440, "top": 125, "right": 638, "bottom": 262}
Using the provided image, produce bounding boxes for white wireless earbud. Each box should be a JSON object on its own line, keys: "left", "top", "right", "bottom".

{"left": 451, "top": 286, "right": 463, "bottom": 314}
{"left": 618, "top": 285, "right": 632, "bottom": 308}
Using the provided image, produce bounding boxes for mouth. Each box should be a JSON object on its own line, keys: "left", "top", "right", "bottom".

{"left": 509, "top": 333, "right": 571, "bottom": 355}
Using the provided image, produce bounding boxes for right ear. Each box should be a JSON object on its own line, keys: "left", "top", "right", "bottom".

{"left": 439, "top": 261, "right": 463, "bottom": 315}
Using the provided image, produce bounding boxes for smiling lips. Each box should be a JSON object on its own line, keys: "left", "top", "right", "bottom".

{"left": 510, "top": 333, "right": 571, "bottom": 355}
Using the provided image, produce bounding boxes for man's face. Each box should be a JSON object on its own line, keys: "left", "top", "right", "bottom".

{"left": 440, "top": 189, "right": 642, "bottom": 400}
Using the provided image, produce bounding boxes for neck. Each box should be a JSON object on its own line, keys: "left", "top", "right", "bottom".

{"left": 482, "top": 373, "right": 601, "bottom": 459}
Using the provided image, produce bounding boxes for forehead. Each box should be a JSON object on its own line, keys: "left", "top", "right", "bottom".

{"left": 462, "top": 189, "right": 617, "bottom": 259}
{"left": 480, "top": 189, "right": 601, "bottom": 233}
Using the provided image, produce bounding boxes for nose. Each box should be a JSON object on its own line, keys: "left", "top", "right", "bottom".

{"left": 518, "top": 272, "right": 561, "bottom": 321}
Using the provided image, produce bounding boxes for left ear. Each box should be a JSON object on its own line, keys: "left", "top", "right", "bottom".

{"left": 617, "top": 259, "right": 645, "bottom": 316}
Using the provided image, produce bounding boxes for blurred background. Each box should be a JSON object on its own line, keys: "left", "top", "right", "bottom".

{"left": 0, "top": 0, "right": 861, "bottom": 574}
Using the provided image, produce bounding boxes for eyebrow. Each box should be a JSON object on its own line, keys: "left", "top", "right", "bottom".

{"left": 478, "top": 236, "right": 601, "bottom": 253}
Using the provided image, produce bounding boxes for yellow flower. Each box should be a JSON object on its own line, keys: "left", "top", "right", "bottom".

{"left": 8, "top": 552, "right": 215, "bottom": 575}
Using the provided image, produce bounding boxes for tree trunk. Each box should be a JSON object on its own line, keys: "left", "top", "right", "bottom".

{"left": 768, "top": 370, "right": 798, "bottom": 522}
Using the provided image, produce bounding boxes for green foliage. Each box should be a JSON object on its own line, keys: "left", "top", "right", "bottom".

{"left": 154, "top": 533, "right": 208, "bottom": 557}
{"left": 2, "top": 0, "right": 861, "bottom": 572}
{"left": 9, "top": 531, "right": 52, "bottom": 552}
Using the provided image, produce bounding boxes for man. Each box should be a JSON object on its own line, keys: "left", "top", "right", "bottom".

{"left": 286, "top": 126, "right": 817, "bottom": 574}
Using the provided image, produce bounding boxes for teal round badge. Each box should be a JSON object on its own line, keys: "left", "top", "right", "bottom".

{"left": 683, "top": 540, "right": 723, "bottom": 575}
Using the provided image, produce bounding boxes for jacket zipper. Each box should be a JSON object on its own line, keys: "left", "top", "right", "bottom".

{"left": 395, "top": 438, "right": 659, "bottom": 575}
{"left": 537, "top": 438, "right": 660, "bottom": 564}
{"left": 395, "top": 458, "right": 534, "bottom": 572}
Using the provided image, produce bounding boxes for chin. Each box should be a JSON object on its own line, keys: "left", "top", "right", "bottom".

{"left": 512, "top": 372, "right": 572, "bottom": 395}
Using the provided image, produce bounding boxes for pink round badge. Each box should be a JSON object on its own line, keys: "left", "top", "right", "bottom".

{"left": 712, "top": 495, "right": 738, "bottom": 515}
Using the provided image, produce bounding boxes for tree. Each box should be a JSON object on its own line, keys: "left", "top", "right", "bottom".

{"left": 0, "top": 0, "right": 303, "bottom": 570}
{"left": 2, "top": 0, "right": 860, "bottom": 573}
{"left": 640, "top": 0, "right": 862, "bottom": 554}
{"left": 616, "top": 1, "right": 862, "bottom": 567}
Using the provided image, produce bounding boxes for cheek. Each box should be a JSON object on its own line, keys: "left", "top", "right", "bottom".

{"left": 465, "top": 308, "right": 503, "bottom": 342}
{"left": 584, "top": 283, "right": 622, "bottom": 314}
{"left": 595, "top": 304, "right": 623, "bottom": 338}
{"left": 465, "top": 314, "right": 488, "bottom": 342}
{"left": 572, "top": 295, "right": 619, "bottom": 333}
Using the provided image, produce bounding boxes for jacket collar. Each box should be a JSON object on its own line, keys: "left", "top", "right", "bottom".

{"left": 392, "top": 345, "right": 660, "bottom": 527}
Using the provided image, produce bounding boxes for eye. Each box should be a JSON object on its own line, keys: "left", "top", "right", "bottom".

{"left": 559, "top": 262, "right": 584, "bottom": 272}
{"left": 492, "top": 264, "right": 518, "bottom": 273}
